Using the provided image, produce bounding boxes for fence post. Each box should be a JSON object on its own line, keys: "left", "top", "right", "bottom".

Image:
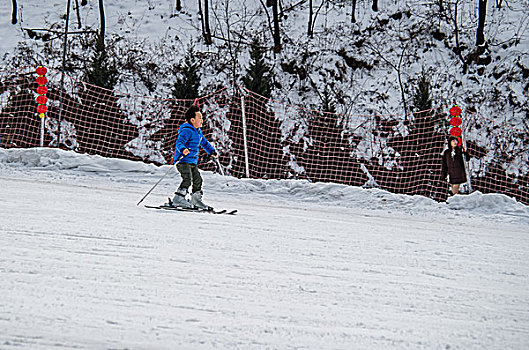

{"left": 40, "top": 118, "right": 44, "bottom": 147}
{"left": 461, "top": 132, "right": 473, "bottom": 193}
{"left": 58, "top": 0, "right": 72, "bottom": 146}
{"left": 240, "top": 90, "right": 250, "bottom": 178}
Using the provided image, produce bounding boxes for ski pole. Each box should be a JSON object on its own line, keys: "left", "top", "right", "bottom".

{"left": 214, "top": 157, "right": 225, "bottom": 176}
{"left": 137, "top": 156, "right": 183, "bottom": 206}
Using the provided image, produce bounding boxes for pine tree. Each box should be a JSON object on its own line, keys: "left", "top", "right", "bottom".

{"left": 321, "top": 84, "right": 336, "bottom": 114}
{"left": 242, "top": 39, "right": 273, "bottom": 98}
{"left": 86, "top": 38, "right": 118, "bottom": 90}
{"left": 412, "top": 69, "right": 433, "bottom": 119}
{"left": 172, "top": 46, "right": 201, "bottom": 100}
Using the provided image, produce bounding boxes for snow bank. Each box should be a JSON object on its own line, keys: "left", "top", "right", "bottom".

{"left": 447, "top": 191, "right": 529, "bottom": 218}
{"left": 0, "top": 147, "right": 160, "bottom": 174}
{"left": 219, "top": 176, "right": 441, "bottom": 215}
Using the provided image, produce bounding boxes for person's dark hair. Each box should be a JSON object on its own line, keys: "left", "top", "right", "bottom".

{"left": 185, "top": 105, "right": 200, "bottom": 123}
{"left": 448, "top": 136, "right": 459, "bottom": 149}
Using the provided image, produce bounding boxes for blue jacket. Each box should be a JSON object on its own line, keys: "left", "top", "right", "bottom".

{"left": 173, "top": 123, "right": 215, "bottom": 164}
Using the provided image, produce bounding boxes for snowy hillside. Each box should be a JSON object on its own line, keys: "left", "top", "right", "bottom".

{"left": 1, "top": 0, "right": 528, "bottom": 118}
{"left": 1, "top": 148, "right": 529, "bottom": 348}
{"left": 1, "top": 1, "right": 528, "bottom": 197}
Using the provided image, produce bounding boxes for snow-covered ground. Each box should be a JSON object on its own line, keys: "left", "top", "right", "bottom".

{"left": 1, "top": 148, "right": 529, "bottom": 349}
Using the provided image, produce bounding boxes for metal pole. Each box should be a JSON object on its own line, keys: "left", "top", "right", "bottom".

{"left": 40, "top": 117, "right": 44, "bottom": 147}
{"left": 240, "top": 92, "right": 250, "bottom": 178}
{"left": 57, "top": 0, "right": 71, "bottom": 147}
{"left": 461, "top": 132, "right": 473, "bottom": 193}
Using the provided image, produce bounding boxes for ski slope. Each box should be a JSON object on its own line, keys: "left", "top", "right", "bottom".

{"left": 1, "top": 148, "right": 528, "bottom": 349}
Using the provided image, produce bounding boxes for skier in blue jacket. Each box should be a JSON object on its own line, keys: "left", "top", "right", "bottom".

{"left": 171, "top": 105, "right": 217, "bottom": 209}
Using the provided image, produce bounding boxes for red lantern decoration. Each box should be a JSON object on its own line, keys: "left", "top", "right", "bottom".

{"left": 450, "top": 127, "right": 462, "bottom": 137}
{"left": 36, "top": 76, "right": 48, "bottom": 86}
{"left": 35, "top": 66, "right": 48, "bottom": 125}
{"left": 450, "top": 117, "right": 462, "bottom": 126}
{"left": 36, "top": 95, "right": 48, "bottom": 105}
{"left": 449, "top": 106, "right": 462, "bottom": 116}
{"left": 36, "top": 86, "right": 48, "bottom": 95}
{"left": 36, "top": 105, "right": 48, "bottom": 114}
{"left": 35, "top": 66, "right": 47, "bottom": 76}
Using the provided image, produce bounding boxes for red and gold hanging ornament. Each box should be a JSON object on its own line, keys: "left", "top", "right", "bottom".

{"left": 35, "top": 66, "right": 48, "bottom": 118}
{"left": 449, "top": 104, "right": 463, "bottom": 146}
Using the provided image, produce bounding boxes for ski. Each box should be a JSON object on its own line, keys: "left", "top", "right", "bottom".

{"left": 145, "top": 205, "right": 237, "bottom": 215}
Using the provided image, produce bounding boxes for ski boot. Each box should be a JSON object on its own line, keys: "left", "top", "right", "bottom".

{"left": 170, "top": 188, "right": 193, "bottom": 208}
{"left": 190, "top": 191, "right": 212, "bottom": 211}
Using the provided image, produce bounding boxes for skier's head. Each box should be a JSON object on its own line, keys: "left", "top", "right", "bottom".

{"left": 185, "top": 105, "right": 203, "bottom": 128}
{"left": 448, "top": 136, "right": 459, "bottom": 149}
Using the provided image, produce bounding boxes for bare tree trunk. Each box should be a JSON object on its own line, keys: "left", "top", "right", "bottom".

{"left": 97, "top": 0, "right": 105, "bottom": 48}
{"left": 372, "top": 0, "right": 378, "bottom": 11}
{"left": 271, "top": 0, "right": 281, "bottom": 52}
{"left": 259, "top": 0, "right": 275, "bottom": 43}
{"left": 351, "top": 0, "right": 356, "bottom": 23}
{"left": 476, "top": 0, "right": 487, "bottom": 46}
{"left": 176, "top": 0, "right": 182, "bottom": 11}
{"left": 74, "top": 0, "right": 82, "bottom": 29}
{"left": 308, "top": 0, "right": 313, "bottom": 37}
{"left": 198, "top": 1, "right": 212, "bottom": 45}
{"left": 198, "top": 0, "right": 204, "bottom": 34}
{"left": 308, "top": 1, "right": 325, "bottom": 38}
{"left": 454, "top": 3, "right": 460, "bottom": 52}
{"left": 397, "top": 44, "right": 409, "bottom": 117}
{"left": 495, "top": 0, "right": 503, "bottom": 8}
{"left": 204, "top": 0, "right": 212, "bottom": 45}
{"left": 223, "top": 1, "right": 238, "bottom": 88}
{"left": 453, "top": 1, "right": 467, "bottom": 72}
{"left": 11, "top": 0, "right": 17, "bottom": 24}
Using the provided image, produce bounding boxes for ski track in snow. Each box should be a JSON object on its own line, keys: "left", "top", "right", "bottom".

{"left": 0, "top": 149, "right": 529, "bottom": 349}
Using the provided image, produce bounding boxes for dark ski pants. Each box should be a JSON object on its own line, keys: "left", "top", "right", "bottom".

{"left": 177, "top": 163, "right": 203, "bottom": 193}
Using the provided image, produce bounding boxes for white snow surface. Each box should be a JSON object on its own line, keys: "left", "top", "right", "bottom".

{"left": 1, "top": 148, "right": 529, "bottom": 349}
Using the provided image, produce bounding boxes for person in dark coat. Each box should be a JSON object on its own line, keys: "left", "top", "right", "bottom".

{"left": 442, "top": 136, "right": 467, "bottom": 195}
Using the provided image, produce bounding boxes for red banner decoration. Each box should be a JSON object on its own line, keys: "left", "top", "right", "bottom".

{"left": 35, "top": 66, "right": 48, "bottom": 119}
